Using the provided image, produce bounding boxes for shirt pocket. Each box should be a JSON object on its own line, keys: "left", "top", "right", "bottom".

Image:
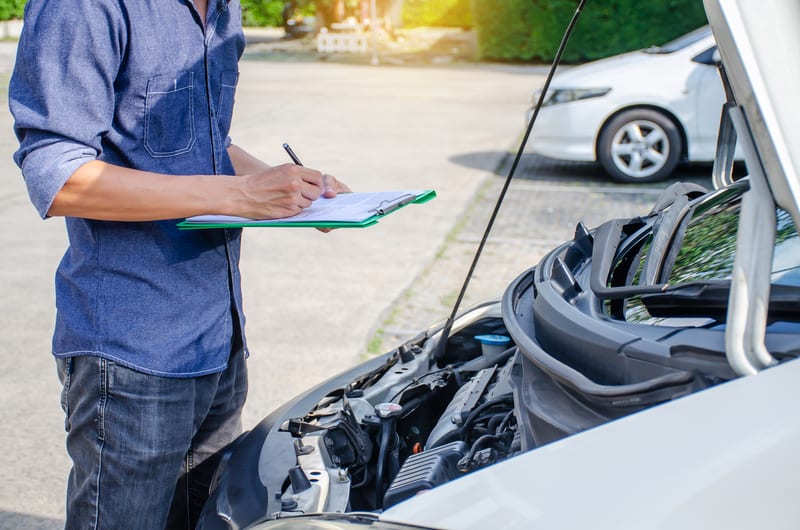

{"left": 217, "top": 70, "right": 239, "bottom": 138}
{"left": 144, "top": 72, "right": 196, "bottom": 157}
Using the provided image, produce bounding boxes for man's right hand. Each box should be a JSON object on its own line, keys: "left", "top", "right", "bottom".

{"left": 235, "top": 163, "right": 329, "bottom": 220}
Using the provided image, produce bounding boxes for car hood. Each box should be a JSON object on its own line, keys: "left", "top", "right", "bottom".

{"left": 547, "top": 35, "right": 710, "bottom": 89}
{"left": 379, "top": 3, "right": 800, "bottom": 526}
{"left": 379, "top": 356, "right": 800, "bottom": 530}
{"left": 550, "top": 49, "right": 658, "bottom": 86}
{"left": 704, "top": 0, "right": 800, "bottom": 224}
{"left": 195, "top": 4, "right": 800, "bottom": 529}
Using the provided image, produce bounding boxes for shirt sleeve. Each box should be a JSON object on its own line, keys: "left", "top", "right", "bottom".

{"left": 9, "top": 0, "right": 126, "bottom": 218}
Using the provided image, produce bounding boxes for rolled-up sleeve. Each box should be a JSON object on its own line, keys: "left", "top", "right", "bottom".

{"left": 14, "top": 133, "right": 100, "bottom": 218}
{"left": 9, "top": 0, "right": 125, "bottom": 218}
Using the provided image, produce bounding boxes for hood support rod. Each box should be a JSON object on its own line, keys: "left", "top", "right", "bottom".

{"left": 725, "top": 105, "right": 777, "bottom": 375}
{"left": 435, "top": 0, "right": 589, "bottom": 361}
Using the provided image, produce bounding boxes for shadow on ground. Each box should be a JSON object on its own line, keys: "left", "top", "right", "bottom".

{"left": 449, "top": 151, "right": 722, "bottom": 189}
{"left": 0, "top": 511, "right": 62, "bottom": 530}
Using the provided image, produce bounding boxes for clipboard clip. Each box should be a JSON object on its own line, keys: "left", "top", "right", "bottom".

{"left": 370, "top": 193, "right": 416, "bottom": 215}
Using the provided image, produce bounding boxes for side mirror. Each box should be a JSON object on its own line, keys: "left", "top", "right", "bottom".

{"left": 692, "top": 46, "right": 721, "bottom": 66}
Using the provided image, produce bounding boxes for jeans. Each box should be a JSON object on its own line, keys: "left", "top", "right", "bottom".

{"left": 57, "top": 351, "right": 248, "bottom": 530}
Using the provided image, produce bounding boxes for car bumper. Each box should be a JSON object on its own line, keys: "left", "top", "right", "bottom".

{"left": 196, "top": 351, "right": 397, "bottom": 530}
{"left": 524, "top": 98, "right": 614, "bottom": 162}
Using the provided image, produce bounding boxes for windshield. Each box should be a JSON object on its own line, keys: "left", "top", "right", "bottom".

{"left": 642, "top": 25, "right": 712, "bottom": 54}
{"left": 665, "top": 196, "right": 800, "bottom": 286}
{"left": 621, "top": 185, "right": 800, "bottom": 324}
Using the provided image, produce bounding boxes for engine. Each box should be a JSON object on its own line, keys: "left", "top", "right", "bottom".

{"left": 275, "top": 314, "right": 520, "bottom": 515}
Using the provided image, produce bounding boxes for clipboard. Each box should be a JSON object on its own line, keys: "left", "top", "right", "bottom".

{"left": 177, "top": 189, "right": 436, "bottom": 229}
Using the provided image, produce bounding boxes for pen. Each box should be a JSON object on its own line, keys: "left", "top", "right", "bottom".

{"left": 284, "top": 142, "right": 336, "bottom": 194}
{"left": 282, "top": 143, "right": 303, "bottom": 166}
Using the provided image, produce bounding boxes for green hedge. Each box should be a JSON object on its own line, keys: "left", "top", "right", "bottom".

{"left": 241, "top": 0, "right": 474, "bottom": 29}
{"left": 0, "top": 0, "right": 23, "bottom": 20}
{"left": 241, "top": 0, "right": 286, "bottom": 27}
{"left": 472, "top": 0, "right": 708, "bottom": 63}
{"left": 1, "top": 0, "right": 280, "bottom": 24}
{"left": 402, "top": 0, "right": 472, "bottom": 29}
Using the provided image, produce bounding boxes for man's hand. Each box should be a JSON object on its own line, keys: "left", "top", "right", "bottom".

{"left": 321, "top": 173, "right": 352, "bottom": 197}
{"left": 316, "top": 173, "right": 352, "bottom": 233}
{"left": 235, "top": 165, "right": 352, "bottom": 220}
{"left": 237, "top": 163, "right": 325, "bottom": 219}
{"left": 228, "top": 143, "right": 351, "bottom": 219}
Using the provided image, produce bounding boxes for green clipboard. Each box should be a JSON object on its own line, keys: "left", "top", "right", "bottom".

{"left": 177, "top": 189, "right": 436, "bottom": 230}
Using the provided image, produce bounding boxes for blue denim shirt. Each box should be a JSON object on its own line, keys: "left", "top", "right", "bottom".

{"left": 10, "top": 0, "right": 248, "bottom": 377}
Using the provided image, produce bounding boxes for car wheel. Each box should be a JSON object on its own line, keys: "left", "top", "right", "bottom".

{"left": 597, "top": 109, "right": 683, "bottom": 183}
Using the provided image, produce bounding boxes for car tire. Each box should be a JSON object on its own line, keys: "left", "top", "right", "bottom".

{"left": 597, "top": 109, "right": 683, "bottom": 183}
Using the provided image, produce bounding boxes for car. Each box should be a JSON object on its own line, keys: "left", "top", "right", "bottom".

{"left": 526, "top": 25, "right": 735, "bottom": 183}
{"left": 284, "top": 15, "right": 316, "bottom": 39}
{"left": 197, "top": 1, "right": 800, "bottom": 528}
{"left": 282, "top": 1, "right": 316, "bottom": 39}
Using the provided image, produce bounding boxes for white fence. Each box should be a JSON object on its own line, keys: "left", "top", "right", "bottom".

{"left": 317, "top": 28, "right": 368, "bottom": 54}
{"left": 0, "top": 20, "right": 22, "bottom": 39}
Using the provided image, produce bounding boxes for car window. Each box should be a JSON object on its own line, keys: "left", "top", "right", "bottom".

{"left": 620, "top": 186, "right": 800, "bottom": 324}
{"left": 643, "top": 25, "right": 712, "bottom": 54}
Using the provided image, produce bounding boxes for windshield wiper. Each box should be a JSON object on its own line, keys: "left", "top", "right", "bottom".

{"left": 590, "top": 182, "right": 708, "bottom": 300}
{"left": 641, "top": 281, "right": 800, "bottom": 321}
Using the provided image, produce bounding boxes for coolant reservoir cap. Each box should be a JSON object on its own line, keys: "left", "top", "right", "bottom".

{"left": 374, "top": 402, "right": 403, "bottom": 419}
{"left": 474, "top": 334, "right": 511, "bottom": 345}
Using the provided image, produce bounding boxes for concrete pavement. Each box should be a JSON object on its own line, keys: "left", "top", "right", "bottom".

{"left": 0, "top": 41, "right": 545, "bottom": 527}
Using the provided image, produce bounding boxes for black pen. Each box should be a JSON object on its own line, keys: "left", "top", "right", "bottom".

{"left": 282, "top": 143, "right": 303, "bottom": 166}
{"left": 283, "top": 142, "right": 335, "bottom": 194}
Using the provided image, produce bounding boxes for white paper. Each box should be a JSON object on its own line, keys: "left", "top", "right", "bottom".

{"left": 184, "top": 190, "right": 426, "bottom": 225}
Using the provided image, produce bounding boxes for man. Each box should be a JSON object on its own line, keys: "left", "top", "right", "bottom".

{"left": 9, "top": 0, "right": 348, "bottom": 528}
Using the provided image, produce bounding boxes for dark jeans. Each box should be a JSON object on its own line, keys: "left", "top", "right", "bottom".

{"left": 56, "top": 351, "right": 248, "bottom": 530}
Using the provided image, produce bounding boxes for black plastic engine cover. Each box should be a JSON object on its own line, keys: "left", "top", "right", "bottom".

{"left": 383, "top": 441, "right": 468, "bottom": 508}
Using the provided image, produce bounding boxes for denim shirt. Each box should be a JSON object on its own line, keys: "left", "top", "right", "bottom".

{"left": 9, "top": 0, "right": 248, "bottom": 377}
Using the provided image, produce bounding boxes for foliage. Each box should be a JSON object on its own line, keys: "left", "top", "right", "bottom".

{"left": 0, "top": 0, "right": 24, "bottom": 20}
{"left": 402, "top": 0, "right": 472, "bottom": 29}
{"left": 241, "top": 0, "right": 474, "bottom": 30}
{"left": 240, "top": 0, "right": 286, "bottom": 27}
{"left": 3, "top": 0, "right": 285, "bottom": 25}
{"left": 472, "top": 0, "right": 708, "bottom": 63}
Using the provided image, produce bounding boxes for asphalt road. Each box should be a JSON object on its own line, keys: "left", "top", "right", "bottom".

{"left": 0, "top": 39, "right": 715, "bottom": 528}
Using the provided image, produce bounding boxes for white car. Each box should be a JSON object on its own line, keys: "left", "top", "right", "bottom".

{"left": 196, "top": 1, "right": 800, "bottom": 528}
{"left": 527, "top": 25, "right": 731, "bottom": 183}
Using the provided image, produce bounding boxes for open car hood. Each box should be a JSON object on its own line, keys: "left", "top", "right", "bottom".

{"left": 195, "top": 3, "right": 800, "bottom": 530}
{"left": 704, "top": 0, "right": 800, "bottom": 223}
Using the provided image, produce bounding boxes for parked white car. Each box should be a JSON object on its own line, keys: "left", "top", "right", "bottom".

{"left": 526, "top": 26, "right": 732, "bottom": 183}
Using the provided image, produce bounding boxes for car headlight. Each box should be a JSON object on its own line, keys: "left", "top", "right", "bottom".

{"left": 534, "top": 87, "right": 611, "bottom": 106}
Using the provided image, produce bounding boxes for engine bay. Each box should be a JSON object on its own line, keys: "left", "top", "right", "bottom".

{"left": 275, "top": 308, "right": 521, "bottom": 515}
